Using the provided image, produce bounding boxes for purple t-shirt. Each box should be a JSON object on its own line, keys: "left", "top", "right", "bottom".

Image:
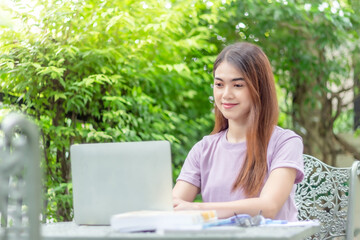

{"left": 177, "top": 126, "right": 304, "bottom": 221}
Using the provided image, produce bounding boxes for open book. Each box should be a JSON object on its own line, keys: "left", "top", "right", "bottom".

{"left": 110, "top": 210, "right": 217, "bottom": 232}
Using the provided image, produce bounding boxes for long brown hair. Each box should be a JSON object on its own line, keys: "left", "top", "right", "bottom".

{"left": 211, "top": 42, "right": 279, "bottom": 197}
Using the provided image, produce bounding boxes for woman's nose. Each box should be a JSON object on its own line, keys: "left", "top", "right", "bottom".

{"left": 222, "top": 86, "right": 234, "bottom": 99}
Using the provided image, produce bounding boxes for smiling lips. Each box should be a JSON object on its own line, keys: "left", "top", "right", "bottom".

{"left": 222, "top": 103, "right": 238, "bottom": 109}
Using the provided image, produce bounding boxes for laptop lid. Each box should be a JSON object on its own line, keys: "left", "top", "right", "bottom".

{"left": 70, "top": 140, "right": 173, "bottom": 225}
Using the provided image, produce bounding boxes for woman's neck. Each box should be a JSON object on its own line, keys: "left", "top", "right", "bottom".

{"left": 226, "top": 120, "right": 249, "bottom": 143}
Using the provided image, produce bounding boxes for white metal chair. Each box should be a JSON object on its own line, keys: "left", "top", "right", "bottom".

{"left": 295, "top": 154, "right": 360, "bottom": 240}
{"left": 0, "top": 113, "right": 42, "bottom": 240}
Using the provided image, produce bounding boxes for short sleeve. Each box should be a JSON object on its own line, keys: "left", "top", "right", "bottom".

{"left": 176, "top": 141, "right": 202, "bottom": 188}
{"left": 269, "top": 133, "right": 304, "bottom": 184}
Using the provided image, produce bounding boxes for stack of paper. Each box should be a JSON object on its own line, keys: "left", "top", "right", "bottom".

{"left": 110, "top": 210, "right": 217, "bottom": 232}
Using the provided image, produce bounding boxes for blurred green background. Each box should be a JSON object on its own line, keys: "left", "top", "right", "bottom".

{"left": 0, "top": 0, "right": 359, "bottom": 222}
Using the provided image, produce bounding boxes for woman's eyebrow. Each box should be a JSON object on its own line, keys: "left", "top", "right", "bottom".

{"left": 231, "top": 78, "right": 245, "bottom": 81}
{"left": 214, "top": 77, "right": 245, "bottom": 81}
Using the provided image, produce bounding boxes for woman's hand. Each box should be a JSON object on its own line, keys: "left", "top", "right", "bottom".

{"left": 172, "top": 180, "right": 200, "bottom": 211}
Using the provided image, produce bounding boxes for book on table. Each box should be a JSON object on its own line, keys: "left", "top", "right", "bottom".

{"left": 110, "top": 210, "right": 218, "bottom": 232}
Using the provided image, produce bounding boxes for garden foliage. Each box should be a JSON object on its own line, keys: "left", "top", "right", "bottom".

{"left": 0, "top": 0, "right": 359, "bottom": 221}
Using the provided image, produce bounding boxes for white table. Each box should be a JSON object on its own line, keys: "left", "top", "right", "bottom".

{"left": 41, "top": 221, "right": 321, "bottom": 240}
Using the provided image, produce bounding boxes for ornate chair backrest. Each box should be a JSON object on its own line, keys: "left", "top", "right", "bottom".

{"left": 0, "top": 114, "right": 41, "bottom": 240}
{"left": 295, "top": 154, "right": 360, "bottom": 240}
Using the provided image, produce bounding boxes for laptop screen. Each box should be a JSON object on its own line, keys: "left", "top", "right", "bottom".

{"left": 70, "top": 140, "right": 173, "bottom": 225}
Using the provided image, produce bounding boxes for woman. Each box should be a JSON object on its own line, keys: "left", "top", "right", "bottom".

{"left": 172, "top": 42, "right": 304, "bottom": 221}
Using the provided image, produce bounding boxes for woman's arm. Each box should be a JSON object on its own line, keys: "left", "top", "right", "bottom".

{"left": 172, "top": 180, "right": 200, "bottom": 203}
{"left": 173, "top": 167, "right": 296, "bottom": 219}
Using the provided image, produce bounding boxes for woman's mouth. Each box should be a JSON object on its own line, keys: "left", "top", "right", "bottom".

{"left": 222, "top": 103, "right": 238, "bottom": 109}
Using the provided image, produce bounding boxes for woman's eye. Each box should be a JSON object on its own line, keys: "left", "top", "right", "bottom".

{"left": 214, "top": 83, "right": 223, "bottom": 87}
{"left": 234, "top": 84, "right": 244, "bottom": 88}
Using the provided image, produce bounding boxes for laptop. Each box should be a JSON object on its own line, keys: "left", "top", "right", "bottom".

{"left": 70, "top": 140, "right": 173, "bottom": 225}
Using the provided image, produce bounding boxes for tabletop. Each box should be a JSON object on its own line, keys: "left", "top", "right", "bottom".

{"left": 41, "top": 221, "right": 321, "bottom": 240}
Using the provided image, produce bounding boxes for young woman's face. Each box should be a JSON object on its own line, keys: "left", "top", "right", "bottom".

{"left": 213, "top": 61, "right": 252, "bottom": 125}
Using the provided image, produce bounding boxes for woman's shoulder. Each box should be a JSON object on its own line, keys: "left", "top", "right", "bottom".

{"left": 187, "top": 130, "right": 226, "bottom": 157}
{"left": 193, "top": 130, "right": 226, "bottom": 149}
{"left": 272, "top": 126, "right": 301, "bottom": 139}
{"left": 202, "top": 130, "right": 226, "bottom": 141}
{"left": 270, "top": 126, "right": 303, "bottom": 147}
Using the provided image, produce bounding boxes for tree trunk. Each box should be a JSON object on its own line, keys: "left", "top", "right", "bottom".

{"left": 290, "top": 48, "right": 340, "bottom": 166}
{"left": 291, "top": 45, "right": 360, "bottom": 166}
{"left": 353, "top": 44, "right": 360, "bottom": 130}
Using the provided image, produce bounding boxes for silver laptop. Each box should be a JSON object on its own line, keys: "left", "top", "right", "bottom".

{"left": 70, "top": 141, "right": 173, "bottom": 225}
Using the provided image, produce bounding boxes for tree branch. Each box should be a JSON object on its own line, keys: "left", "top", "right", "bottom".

{"left": 334, "top": 133, "right": 360, "bottom": 160}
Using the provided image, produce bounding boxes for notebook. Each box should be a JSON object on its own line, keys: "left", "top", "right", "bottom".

{"left": 70, "top": 140, "right": 173, "bottom": 225}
